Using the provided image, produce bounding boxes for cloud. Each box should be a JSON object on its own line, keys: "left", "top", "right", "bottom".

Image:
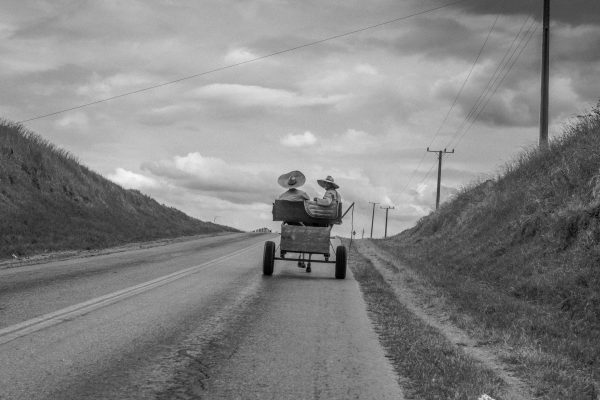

{"left": 354, "top": 63, "right": 379, "bottom": 75}
{"left": 283, "top": 129, "right": 378, "bottom": 155}
{"left": 107, "top": 168, "right": 158, "bottom": 189}
{"left": 281, "top": 131, "right": 317, "bottom": 147}
{"left": 55, "top": 112, "right": 89, "bottom": 129}
{"left": 141, "top": 152, "right": 276, "bottom": 205}
{"left": 76, "top": 72, "right": 155, "bottom": 98}
{"left": 224, "top": 47, "right": 258, "bottom": 64}
{"left": 189, "top": 83, "right": 345, "bottom": 108}
{"left": 457, "top": 0, "right": 600, "bottom": 25}
{"left": 325, "top": 129, "right": 378, "bottom": 154}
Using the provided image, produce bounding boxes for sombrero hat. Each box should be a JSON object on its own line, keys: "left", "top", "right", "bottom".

{"left": 317, "top": 175, "right": 339, "bottom": 189}
{"left": 278, "top": 170, "right": 306, "bottom": 188}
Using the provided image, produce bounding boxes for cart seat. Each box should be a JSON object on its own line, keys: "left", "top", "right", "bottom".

{"left": 272, "top": 200, "right": 342, "bottom": 225}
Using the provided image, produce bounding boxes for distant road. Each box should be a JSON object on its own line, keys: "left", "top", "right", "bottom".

{"left": 0, "top": 233, "right": 403, "bottom": 399}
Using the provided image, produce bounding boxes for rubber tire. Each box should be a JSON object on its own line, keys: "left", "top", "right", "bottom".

{"left": 263, "top": 241, "right": 275, "bottom": 276}
{"left": 335, "top": 245, "right": 347, "bottom": 279}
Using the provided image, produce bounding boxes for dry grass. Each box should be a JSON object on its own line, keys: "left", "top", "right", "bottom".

{"left": 349, "top": 245, "right": 505, "bottom": 400}
{"left": 0, "top": 121, "right": 238, "bottom": 259}
{"left": 376, "top": 103, "right": 600, "bottom": 399}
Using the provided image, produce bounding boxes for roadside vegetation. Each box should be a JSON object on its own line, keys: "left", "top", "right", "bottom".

{"left": 349, "top": 245, "right": 505, "bottom": 399}
{"left": 374, "top": 104, "right": 600, "bottom": 398}
{"left": 0, "top": 121, "right": 238, "bottom": 260}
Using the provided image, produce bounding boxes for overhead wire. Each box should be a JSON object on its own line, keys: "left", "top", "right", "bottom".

{"left": 450, "top": 21, "right": 539, "bottom": 149}
{"left": 444, "top": 13, "right": 537, "bottom": 149}
{"left": 397, "top": 11, "right": 500, "bottom": 197}
{"left": 428, "top": 13, "right": 500, "bottom": 150}
{"left": 17, "top": 0, "right": 471, "bottom": 124}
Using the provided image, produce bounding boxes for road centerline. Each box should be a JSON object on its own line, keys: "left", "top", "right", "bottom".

{"left": 0, "top": 241, "right": 262, "bottom": 346}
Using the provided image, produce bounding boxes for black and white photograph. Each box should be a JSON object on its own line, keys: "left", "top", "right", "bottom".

{"left": 1, "top": 0, "right": 600, "bottom": 398}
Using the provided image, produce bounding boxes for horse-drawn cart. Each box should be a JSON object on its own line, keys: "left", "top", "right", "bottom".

{"left": 262, "top": 200, "right": 352, "bottom": 279}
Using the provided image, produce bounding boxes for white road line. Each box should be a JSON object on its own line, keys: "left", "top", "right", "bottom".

{"left": 0, "top": 242, "right": 262, "bottom": 346}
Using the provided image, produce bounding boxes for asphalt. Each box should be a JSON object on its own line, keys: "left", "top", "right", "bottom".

{"left": 0, "top": 233, "right": 404, "bottom": 399}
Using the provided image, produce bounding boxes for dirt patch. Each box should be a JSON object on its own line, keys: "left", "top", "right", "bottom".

{"left": 353, "top": 239, "right": 534, "bottom": 400}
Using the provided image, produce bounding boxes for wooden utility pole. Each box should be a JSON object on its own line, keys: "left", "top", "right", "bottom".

{"left": 380, "top": 206, "right": 395, "bottom": 238}
{"left": 539, "top": 0, "right": 550, "bottom": 148}
{"left": 369, "top": 201, "right": 379, "bottom": 238}
{"left": 427, "top": 148, "right": 454, "bottom": 210}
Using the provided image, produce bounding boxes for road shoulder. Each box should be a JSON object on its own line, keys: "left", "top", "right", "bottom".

{"left": 351, "top": 239, "right": 533, "bottom": 400}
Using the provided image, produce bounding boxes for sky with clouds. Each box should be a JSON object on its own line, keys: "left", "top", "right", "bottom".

{"left": 1, "top": 0, "right": 599, "bottom": 237}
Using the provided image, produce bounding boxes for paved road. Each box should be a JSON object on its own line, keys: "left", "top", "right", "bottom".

{"left": 0, "top": 233, "right": 403, "bottom": 399}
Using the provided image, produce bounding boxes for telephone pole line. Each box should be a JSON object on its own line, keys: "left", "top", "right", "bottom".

{"left": 427, "top": 147, "right": 454, "bottom": 210}
{"left": 539, "top": 0, "right": 550, "bottom": 148}
{"left": 369, "top": 201, "right": 379, "bottom": 238}
{"left": 380, "top": 206, "right": 395, "bottom": 238}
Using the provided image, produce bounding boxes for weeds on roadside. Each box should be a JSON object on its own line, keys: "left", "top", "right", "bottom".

{"left": 376, "top": 103, "right": 600, "bottom": 399}
{"left": 349, "top": 246, "right": 505, "bottom": 400}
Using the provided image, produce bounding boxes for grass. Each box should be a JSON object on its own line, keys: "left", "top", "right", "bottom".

{"left": 349, "top": 244, "right": 505, "bottom": 400}
{"left": 0, "top": 121, "right": 238, "bottom": 259}
{"left": 375, "top": 103, "right": 600, "bottom": 399}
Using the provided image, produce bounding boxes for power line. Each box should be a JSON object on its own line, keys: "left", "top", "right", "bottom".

{"left": 17, "top": 0, "right": 471, "bottom": 124}
{"left": 444, "top": 13, "right": 536, "bottom": 149}
{"left": 427, "top": 13, "right": 500, "bottom": 150}
{"left": 447, "top": 19, "right": 538, "bottom": 149}
{"left": 397, "top": 11, "right": 499, "bottom": 197}
{"left": 415, "top": 159, "right": 438, "bottom": 189}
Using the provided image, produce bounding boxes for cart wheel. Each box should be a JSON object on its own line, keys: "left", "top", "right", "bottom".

{"left": 335, "top": 245, "right": 347, "bottom": 279}
{"left": 263, "top": 241, "right": 275, "bottom": 276}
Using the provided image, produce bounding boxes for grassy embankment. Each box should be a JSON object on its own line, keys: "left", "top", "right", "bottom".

{"left": 349, "top": 245, "right": 505, "bottom": 399}
{"left": 374, "top": 105, "right": 600, "bottom": 399}
{"left": 0, "top": 122, "right": 238, "bottom": 259}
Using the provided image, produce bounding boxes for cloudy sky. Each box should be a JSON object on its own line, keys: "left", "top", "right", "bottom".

{"left": 2, "top": 0, "right": 600, "bottom": 237}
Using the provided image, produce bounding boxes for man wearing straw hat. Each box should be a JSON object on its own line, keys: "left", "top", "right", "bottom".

{"left": 314, "top": 175, "right": 341, "bottom": 206}
{"left": 278, "top": 170, "right": 311, "bottom": 201}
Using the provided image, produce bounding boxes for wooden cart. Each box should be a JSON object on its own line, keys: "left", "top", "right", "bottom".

{"left": 262, "top": 200, "right": 349, "bottom": 279}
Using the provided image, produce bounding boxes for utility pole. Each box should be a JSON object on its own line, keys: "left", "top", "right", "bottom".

{"left": 361, "top": 228, "right": 364, "bottom": 239}
{"left": 427, "top": 147, "right": 454, "bottom": 210}
{"left": 539, "top": 0, "right": 550, "bottom": 148}
{"left": 369, "top": 202, "right": 379, "bottom": 238}
{"left": 380, "top": 206, "right": 395, "bottom": 238}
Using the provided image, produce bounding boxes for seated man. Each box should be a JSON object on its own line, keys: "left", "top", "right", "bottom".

{"left": 314, "top": 175, "right": 341, "bottom": 206}
{"left": 278, "top": 170, "right": 311, "bottom": 201}
{"left": 277, "top": 170, "right": 310, "bottom": 227}
{"left": 310, "top": 175, "right": 341, "bottom": 227}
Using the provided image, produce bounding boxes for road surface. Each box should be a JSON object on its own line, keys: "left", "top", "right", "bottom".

{"left": 0, "top": 233, "right": 403, "bottom": 399}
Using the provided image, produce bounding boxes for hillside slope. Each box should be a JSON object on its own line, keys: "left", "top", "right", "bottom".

{"left": 375, "top": 105, "right": 600, "bottom": 398}
{"left": 0, "top": 122, "right": 238, "bottom": 259}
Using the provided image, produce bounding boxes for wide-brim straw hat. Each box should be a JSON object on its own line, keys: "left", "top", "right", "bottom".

{"left": 317, "top": 175, "right": 339, "bottom": 189}
{"left": 278, "top": 170, "right": 306, "bottom": 188}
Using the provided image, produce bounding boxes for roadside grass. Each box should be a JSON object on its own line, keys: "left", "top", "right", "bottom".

{"left": 349, "top": 244, "right": 505, "bottom": 400}
{"left": 0, "top": 121, "right": 238, "bottom": 259}
{"left": 376, "top": 239, "right": 599, "bottom": 399}
{"left": 374, "top": 104, "right": 600, "bottom": 399}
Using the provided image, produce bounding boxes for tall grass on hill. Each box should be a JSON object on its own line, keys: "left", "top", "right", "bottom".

{"left": 376, "top": 104, "right": 600, "bottom": 398}
{"left": 0, "top": 121, "right": 238, "bottom": 259}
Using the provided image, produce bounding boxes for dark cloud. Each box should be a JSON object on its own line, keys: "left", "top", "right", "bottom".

{"left": 457, "top": 0, "right": 600, "bottom": 25}
{"left": 389, "top": 16, "right": 480, "bottom": 59}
